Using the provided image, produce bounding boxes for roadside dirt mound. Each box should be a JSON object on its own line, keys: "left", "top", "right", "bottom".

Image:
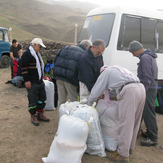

{"left": 0, "top": 67, "right": 163, "bottom": 163}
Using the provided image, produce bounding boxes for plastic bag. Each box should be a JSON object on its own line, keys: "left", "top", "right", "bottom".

{"left": 96, "top": 99, "right": 119, "bottom": 151}
{"left": 42, "top": 115, "right": 89, "bottom": 163}
{"left": 71, "top": 104, "right": 106, "bottom": 157}
{"left": 44, "top": 80, "right": 55, "bottom": 110}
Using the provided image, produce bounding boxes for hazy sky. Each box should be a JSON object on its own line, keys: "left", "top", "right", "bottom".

{"left": 48, "top": 0, "right": 163, "bottom": 10}
{"left": 79, "top": 0, "right": 163, "bottom": 10}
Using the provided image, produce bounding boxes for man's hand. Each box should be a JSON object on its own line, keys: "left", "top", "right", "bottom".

{"left": 25, "top": 81, "right": 31, "bottom": 89}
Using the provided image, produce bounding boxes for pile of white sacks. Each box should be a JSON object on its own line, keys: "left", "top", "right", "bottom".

{"left": 42, "top": 99, "right": 119, "bottom": 163}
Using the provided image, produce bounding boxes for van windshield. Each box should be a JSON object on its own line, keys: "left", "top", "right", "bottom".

{"left": 78, "top": 14, "right": 115, "bottom": 47}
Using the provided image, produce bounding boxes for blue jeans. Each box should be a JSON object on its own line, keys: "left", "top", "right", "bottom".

{"left": 11, "top": 76, "right": 24, "bottom": 85}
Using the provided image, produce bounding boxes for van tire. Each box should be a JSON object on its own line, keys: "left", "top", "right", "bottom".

{"left": 0, "top": 55, "right": 10, "bottom": 68}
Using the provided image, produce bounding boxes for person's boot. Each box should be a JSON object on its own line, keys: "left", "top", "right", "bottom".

{"left": 37, "top": 111, "right": 50, "bottom": 122}
{"left": 31, "top": 114, "right": 39, "bottom": 126}
{"left": 129, "top": 149, "right": 133, "bottom": 154}
{"left": 107, "top": 151, "right": 129, "bottom": 163}
{"left": 140, "top": 138, "right": 157, "bottom": 146}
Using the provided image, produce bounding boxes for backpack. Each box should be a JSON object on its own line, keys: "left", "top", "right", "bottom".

{"left": 155, "top": 86, "right": 163, "bottom": 114}
{"left": 13, "top": 59, "right": 19, "bottom": 78}
{"left": 44, "top": 59, "right": 54, "bottom": 74}
{"left": 44, "top": 63, "right": 51, "bottom": 74}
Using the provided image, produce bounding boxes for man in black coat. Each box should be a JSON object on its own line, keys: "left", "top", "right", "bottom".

{"left": 53, "top": 40, "right": 92, "bottom": 118}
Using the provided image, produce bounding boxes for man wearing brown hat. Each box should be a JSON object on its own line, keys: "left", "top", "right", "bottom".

{"left": 129, "top": 40, "right": 158, "bottom": 146}
{"left": 21, "top": 38, "right": 50, "bottom": 126}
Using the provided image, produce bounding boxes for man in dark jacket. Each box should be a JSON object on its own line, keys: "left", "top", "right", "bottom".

{"left": 78, "top": 39, "right": 105, "bottom": 102}
{"left": 129, "top": 40, "right": 158, "bottom": 146}
{"left": 53, "top": 40, "right": 92, "bottom": 113}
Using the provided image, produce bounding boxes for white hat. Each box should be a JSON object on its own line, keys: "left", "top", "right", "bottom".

{"left": 31, "top": 38, "right": 46, "bottom": 48}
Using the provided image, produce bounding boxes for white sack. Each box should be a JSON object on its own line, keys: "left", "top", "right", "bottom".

{"left": 42, "top": 115, "right": 89, "bottom": 163}
{"left": 96, "top": 99, "right": 119, "bottom": 151}
{"left": 59, "top": 101, "right": 79, "bottom": 119}
{"left": 43, "top": 80, "right": 55, "bottom": 111}
{"left": 71, "top": 104, "right": 106, "bottom": 157}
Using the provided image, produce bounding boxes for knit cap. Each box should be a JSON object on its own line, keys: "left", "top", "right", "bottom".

{"left": 128, "top": 40, "right": 143, "bottom": 52}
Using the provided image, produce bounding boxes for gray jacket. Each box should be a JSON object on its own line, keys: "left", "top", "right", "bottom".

{"left": 138, "top": 49, "right": 158, "bottom": 90}
{"left": 88, "top": 66, "right": 140, "bottom": 105}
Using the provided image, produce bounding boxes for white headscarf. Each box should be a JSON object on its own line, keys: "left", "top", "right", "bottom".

{"left": 29, "top": 45, "right": 44, "bottom": 80}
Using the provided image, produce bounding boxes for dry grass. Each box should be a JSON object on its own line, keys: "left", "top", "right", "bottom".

{"left": 0, "top": 0, "right": 94, "bottom": 42}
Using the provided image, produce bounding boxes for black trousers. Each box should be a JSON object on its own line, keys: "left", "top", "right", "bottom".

{"left": 27, "top": 82, "right": 46, "bottom": 114}
{"left": 143, "top": 88, "right": 158, "bottom": 141}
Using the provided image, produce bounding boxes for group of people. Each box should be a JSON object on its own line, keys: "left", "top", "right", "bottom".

{"left": 6, "top": 37, "right": 158, "bottom": 162}
{"left": 53, "top": 39, "right": 105, "bottom": 107}
{"left": 6, "top": 38, "right": 50, "bottom": 126}
{"left": 53, "top": 39, "right": 158, "bottom": 162}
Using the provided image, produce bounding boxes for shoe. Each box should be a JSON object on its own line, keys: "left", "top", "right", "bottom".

{"left": 22, "top": 82, "right": 25, "bottom": 87}
{"left": 141, "top": 138, "right": 157, "bottom": 146}
{"left": 129, "top": 149, "right": 133, "bottom": 154}
{"left": 141, "top": 129, "right": 148, "bottom": 138}
{"left": 37, "top": 111, "right": 50, "bottom": 122}
{"left": 5, "top": 80, "right": 12, "bottom": 84}
{"left": 17, "top": 81, "right": 22, "bottom": 88}
{"left": 107, "top": 151, "right": 129, "bottom": 163}
{"left": 31, "top": 114, "right": 39, "bottom": 126}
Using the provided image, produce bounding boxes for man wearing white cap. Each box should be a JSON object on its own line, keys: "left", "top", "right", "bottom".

{"left": 21, "top": 38, "right": 50, "bottom": 126}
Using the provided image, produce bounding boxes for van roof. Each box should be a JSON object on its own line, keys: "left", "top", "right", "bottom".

{"left": 87, "top": 5, "right": 163, "bottom": 20}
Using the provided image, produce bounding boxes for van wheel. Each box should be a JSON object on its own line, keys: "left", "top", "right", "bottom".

{"left": 0, "top": 55, "right": 10, "bottom": 68}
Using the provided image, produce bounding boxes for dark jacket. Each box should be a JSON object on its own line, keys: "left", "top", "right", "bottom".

{"left": 53, "top": 44, "right": 86, "bottom": 86}
{"left": 17, "top": 59, "right": 22, "bottom": 76}
{"left": 138, "top": 49, "right": 158, "bottom": 90}
{"left": 21, "top": 49, "right": 43, "bottom": 84}
{"left": 78, "top": 46, "right": 104, "bottom": 91}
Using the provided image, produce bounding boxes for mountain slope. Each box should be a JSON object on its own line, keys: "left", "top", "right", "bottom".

{"left": 37, "top": 0, "right": 99, "bottom": 12}
{"left": 0, "top": 0, "right": 99, "bottom": 43}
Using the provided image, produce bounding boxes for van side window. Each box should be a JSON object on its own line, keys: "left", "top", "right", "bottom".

{"left": 117, "top": 14, "right": 163, "bottom": 53}
{"left": 118, "top": 16, "right": 141, "bottom": 49}
{"left": 158, "top": 21, "right": 163, "bottom": 52}
{"left": 0, "top": 30, "right": 3, "bottom": 41}
{"left": 141, "top": 18, "right": 156, "bottom": 50}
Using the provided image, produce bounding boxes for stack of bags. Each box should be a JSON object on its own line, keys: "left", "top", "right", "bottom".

{"left": 42, "top": 99, "right": 119, "bottom": 163}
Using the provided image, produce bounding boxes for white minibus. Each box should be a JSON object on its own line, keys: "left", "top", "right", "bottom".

{"left": 77, "top": 5, "right": 163, "bottom": 85}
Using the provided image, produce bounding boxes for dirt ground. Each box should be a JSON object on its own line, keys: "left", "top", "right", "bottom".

{"left": 0, "top": 67, "right": 163, "bottom": 163}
